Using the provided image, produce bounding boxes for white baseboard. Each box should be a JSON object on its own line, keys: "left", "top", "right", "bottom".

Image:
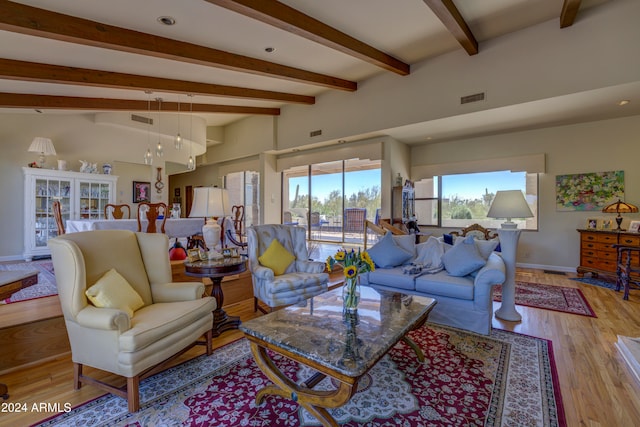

{"left": 516, "top": 262, "right": 576, "bottom": 273}
{"left": 0, "top": 254, "right": 27, "bottom": 263}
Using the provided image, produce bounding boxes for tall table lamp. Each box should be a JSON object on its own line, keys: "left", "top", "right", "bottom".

{"left": 189, "top": 187, "right": 231, "bottom": 257}
{"left": 602, "top": 199, "right": 638, "bottom": 231}
{"left": 28, "top": 137, "right": 56, "bottom": 168}
{"left": 487, "top": 190, "right": 534, "bottom": 322}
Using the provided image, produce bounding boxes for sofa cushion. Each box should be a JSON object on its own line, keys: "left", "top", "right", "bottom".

{"left": 85, "top": 268, "right": 144, "bottom": 317}
{"left": 442, "top": 235, "right": 486, "bottom": 276}
{"left": 415, "top": 271, "right": 475, "bottom": 300}
{"left": 393, "top": 234, "right": 416, "bottom": 262}
{"left": 454, "top": 235, "right": 499, "bottom": 260}
{"left": 258, "top": 239, "right": 296, "bottom": 276}
{"left": 365, "top": 268, "right": 416, "bottom": 291}
{"left": 368, "top": 232, "right": 413, "bottom": 268}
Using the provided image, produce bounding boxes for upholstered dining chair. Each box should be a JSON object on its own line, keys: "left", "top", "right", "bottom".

{"left": 137, "top": 202, "right": 167, "bottom": 233}
{"left": 105, "top": 203, "right": 131, "bottom": 219}
{"left": 52, "top": 200, "right": 65, "bottom": 235}
{"left": 247, "top": 224, "right": 328, "bottom": 313}
{"left": 48, "top": 230, "right": 215, "bottom": 412}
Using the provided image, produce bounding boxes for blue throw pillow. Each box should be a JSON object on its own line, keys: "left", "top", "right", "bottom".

{"left": 441, "top": 235, "right": 486, "bottom": 276}
{"left": 368, "top": 232, "right": 413, "bottom": 268}
{"left": 442, "top": 233, "right": 454, "bottom": 245}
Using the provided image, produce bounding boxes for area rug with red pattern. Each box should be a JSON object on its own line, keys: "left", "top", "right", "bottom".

{"left": 493, "top": 281, "right": 596, "bottom": 317}
{"left": 35, "top": 324, "right": 565, "bottom": 427}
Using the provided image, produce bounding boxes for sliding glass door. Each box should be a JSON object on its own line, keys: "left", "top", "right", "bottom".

{"left": 282, "top": 159, "right": 381, "bottom": 245}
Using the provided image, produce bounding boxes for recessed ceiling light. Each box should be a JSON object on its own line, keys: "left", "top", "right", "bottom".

{"left": 157, "top": 16, "right": 176, "bottom": 26}
{"left": 618, "top": 100, "right": 630, "bottom": 106}
{"left": 264, "top": 47, "right": 276, "bottom": 53}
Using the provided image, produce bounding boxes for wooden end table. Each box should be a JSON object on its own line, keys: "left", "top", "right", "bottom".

{"left": 184, "top": 256, "right": 247, "bottom": 337}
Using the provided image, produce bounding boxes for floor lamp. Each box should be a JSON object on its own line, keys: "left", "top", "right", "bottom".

{"left": 189, "top": 187, "right": 231, "bottom": 258}
{"left": 487, "top": 190, "right": 534, "bottom": 322}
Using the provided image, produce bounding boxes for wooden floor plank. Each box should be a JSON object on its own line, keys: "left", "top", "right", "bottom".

{"left": 1, "top": 268, "right": 640, "bottom": 426}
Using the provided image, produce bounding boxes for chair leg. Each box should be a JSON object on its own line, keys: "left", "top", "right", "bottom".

{"left": 205, "top": 329, "right": 213, "bottom": 356}
{"left": 73, "top": 363, "right": 82, "bottom": 390}
{"left": 127, "top": 376, "right": 140, "bottom": 412}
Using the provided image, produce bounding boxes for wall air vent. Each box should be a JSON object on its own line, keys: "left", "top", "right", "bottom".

{"left": 131, "top": 114, "right": 153, "bottom": 125}
{"left": 460, "top": 92, "right": 485, "bottom": 104}
{"left": 310, "top": 129, "right": 322, "bottom": 137}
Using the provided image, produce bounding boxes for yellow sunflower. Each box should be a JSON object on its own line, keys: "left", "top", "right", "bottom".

{"left": 344, "top": 265, "right": 357, "bottom": 278}
{"left": 334, "top": 251, "right": 346, "bottom": 261}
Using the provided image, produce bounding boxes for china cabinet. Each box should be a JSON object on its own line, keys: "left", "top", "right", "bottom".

{"left": 23, "top": 167, "right": 117, "bottom": 260}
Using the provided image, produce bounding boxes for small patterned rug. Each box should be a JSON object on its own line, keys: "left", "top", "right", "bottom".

{"left": 570, "top": 276, "right": 618, "bottom": 290}
{"left": 493, "top": 281, "right": 596, "bottom": 317}
{"left": 35, "top": 324, "right": 565, "bottom": 427}
{"left": 0, "top": 260, "right": 57, "bottom": 303}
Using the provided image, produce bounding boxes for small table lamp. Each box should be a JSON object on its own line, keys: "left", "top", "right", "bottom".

{"left": 28, "top": 137, "right": 56, "bottom": 168}
{"left": 189, "top": 187, "right": 231, "bottom": 257}
{"left": 487, "top": 190, "right": 534, "bottom": 322}
{"left": 602, "top": 199, "right": 638, "bottom": 231}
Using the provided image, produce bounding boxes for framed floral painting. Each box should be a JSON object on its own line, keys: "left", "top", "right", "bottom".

{"left": 133, "top": 181, "right": 151, "bottom": 203}
{"left": 556, "top": 170, "right": 624, "bottom": 211}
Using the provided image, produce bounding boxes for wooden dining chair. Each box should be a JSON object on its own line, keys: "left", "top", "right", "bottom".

{"left": 52, "top": 200, "right": 65, "bottom": 235}
{"left": 104, "top": 203, "right": 131, "bottom": 219}
{"left": 137, "top": 202, "right": 167, "bottom": 233}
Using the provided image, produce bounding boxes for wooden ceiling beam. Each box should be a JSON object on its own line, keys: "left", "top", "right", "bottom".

{"left": 0, "top": 0, "right": 356, "bottom": 91}
{"left": 0, "top": 92, "right": 281, "bottom": 115}
{"left": 560, "top": 0, "right": 582, "bottom": 28}
{"left": 0, "top": 59, "right": 313, "bottom": 105}
{"left": 206, "top": 0, "right": 410, "bottom": 76}
{"left": 422, "top": 0, "right": 478, "bottom": 55}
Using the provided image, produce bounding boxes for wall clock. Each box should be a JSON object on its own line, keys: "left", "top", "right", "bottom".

{"left": 155, "top": 167, "right": 164, "bottom": 193}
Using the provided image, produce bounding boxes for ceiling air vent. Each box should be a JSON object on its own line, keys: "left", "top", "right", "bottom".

{"left": 460, "top": 92, "right": 485, "bottom": 105}
{"left": 310, "top": 129, "right": 322, "bottom": 137}
{"left": 131, "top": 114, "right": 153, "bottom": 125}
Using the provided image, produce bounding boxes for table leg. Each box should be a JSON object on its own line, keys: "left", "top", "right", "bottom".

{"left": 401, "top": 336, "right": 425, "bottom": 362}
{"left": 209, "top": 276, "right": 241, "bottom": 337}
{"left": 250, "top": 342, "right": 356, "bottom": 427}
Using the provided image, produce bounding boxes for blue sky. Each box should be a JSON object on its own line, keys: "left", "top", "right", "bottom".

{"left": 289, "top": 169, "right": 381, "bottom": 202}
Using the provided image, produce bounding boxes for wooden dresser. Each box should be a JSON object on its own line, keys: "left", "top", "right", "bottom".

{"left": 577, "top": 229, "right": 640, "bottom": 278}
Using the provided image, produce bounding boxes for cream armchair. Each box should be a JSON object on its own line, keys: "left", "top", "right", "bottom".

{"left": 247, "top": 224, "right": 329, "bottom": 312}
{"left": 48, "top": 230, "right": 216, "bottom": 412}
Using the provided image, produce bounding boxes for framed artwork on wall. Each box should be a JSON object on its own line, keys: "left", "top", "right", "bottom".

{"left": 556, "top": 170, "right": 624, "bottom": 211}
{"left": 133, "top": 181, "right": 151, "bottom": 203}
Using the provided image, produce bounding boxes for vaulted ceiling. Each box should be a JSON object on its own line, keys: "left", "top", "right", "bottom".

{"left": 0, "top": 0, "right": 635, "bottom": 146}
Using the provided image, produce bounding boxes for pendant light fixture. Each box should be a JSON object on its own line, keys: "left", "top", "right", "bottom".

{"left": 175, "top": 95, "right": 183, "bottom": 150}
{"left": 187, "top": 94, "right": 195, "bottom": 170}
{"left": 155, "top": 97, "right": 164, "bottom": 157}
{"left": 144, "top": 91, "right": 153, "bottom": 165}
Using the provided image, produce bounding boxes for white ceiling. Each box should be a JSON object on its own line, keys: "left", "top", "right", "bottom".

{"left": 1, "top": 0, "right": 637, "bottom": 147}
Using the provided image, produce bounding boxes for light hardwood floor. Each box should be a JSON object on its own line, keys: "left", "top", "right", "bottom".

{"left": 1, "top": 268, "right": 640, "bottom": 427}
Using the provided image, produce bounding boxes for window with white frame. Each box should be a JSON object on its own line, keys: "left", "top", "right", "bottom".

{"left": 415, "top": 170, "right": 538, "bottom": 230}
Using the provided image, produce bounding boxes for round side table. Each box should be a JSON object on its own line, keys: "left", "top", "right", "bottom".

{"left": 184, "top": 256, "right": 247, "bottom": 337}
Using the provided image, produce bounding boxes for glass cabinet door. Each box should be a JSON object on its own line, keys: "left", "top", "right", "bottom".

{"left": 78, "top": 180, "right": 112, "bottom": 219}
{"left": 34, "top": 178, "right": 71, "bottom": 247}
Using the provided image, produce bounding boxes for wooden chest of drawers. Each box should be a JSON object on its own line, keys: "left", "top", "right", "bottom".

{"left": 577, "top": 229, "right": 640, "bottom": 278}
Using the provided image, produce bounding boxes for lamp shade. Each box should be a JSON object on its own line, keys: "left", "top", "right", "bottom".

{"left": 487, "top": 190, "right": 533, "bottom": 229}
{"left": 189, "top": 187, "right": 230, "bottom": 218}
{"left": 28, "top": 137, "right": 56, "bottom": 155}
{"left": 602, "top": 199, "right": 638, "bottom": 214}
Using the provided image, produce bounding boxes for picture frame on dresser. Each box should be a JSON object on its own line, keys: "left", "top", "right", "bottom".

{"left": 587, "top": 218, "right": 598, "bottom": 229}
{"left": 602, "top": 219, "right": 612, "bottom": 230}
{"left": 629, "top": 221, "right": 640, "bottom": 233}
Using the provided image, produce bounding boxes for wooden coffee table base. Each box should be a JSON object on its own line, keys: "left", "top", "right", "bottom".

{"left": 248, "top": 335, "right": 425, "bottom": 427}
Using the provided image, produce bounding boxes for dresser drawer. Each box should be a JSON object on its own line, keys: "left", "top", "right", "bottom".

{"left": 596, "top": 233, "right": 618, "bottom": 244}
{"left": 595, "top": 259, "right": 617, "bottom": 272}
{"left": 598, "top": 250, "right": 617, "bottom": 261}
{"left": 619, "top": 235, "right": 640, "bottom": 246}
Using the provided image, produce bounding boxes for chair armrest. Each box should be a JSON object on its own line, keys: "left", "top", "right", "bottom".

{"left": 296, "top": 260, "right": 326, "bottom": 274}
{"left": 151, "top": 282, "right": 205, "bottom": 302}
{"left": 251, "top": 265, "right": 275, "bottom": 280}
{"left": 75, "top": 305, "right": 130, "bottom": 332}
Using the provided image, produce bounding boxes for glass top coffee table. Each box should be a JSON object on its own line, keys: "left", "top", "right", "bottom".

{"left": 240, "top": 286, "right": 436, "bottom": 427}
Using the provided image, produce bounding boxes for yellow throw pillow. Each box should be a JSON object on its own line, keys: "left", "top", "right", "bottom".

{"left": 85, "top": 268, "right": 145, "bottom": 317}
{"left": 258, "top": 239, "right": 296, "bottom": 276}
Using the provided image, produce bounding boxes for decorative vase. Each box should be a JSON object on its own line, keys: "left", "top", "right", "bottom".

{"left": 342, "top": 276, "right": 361, "bottom": 313}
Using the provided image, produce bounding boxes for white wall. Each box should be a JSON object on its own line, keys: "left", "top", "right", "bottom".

{"left": 412, "top": 115, "right": 640, "bottom": 271}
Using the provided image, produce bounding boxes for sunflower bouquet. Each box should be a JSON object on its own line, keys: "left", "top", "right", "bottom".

{"left": 326, "top": 248, "right": 375, "bottom": 311}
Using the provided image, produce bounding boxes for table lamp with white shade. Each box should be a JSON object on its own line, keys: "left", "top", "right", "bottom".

{"left": 487, "top": 190, "right": 534, "bottom": 322}
{"left": 189, "top": 187, "right": 230, "bottom": 258}
{"left": 28, "top": 137, "right": 56, "bottom": 168}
